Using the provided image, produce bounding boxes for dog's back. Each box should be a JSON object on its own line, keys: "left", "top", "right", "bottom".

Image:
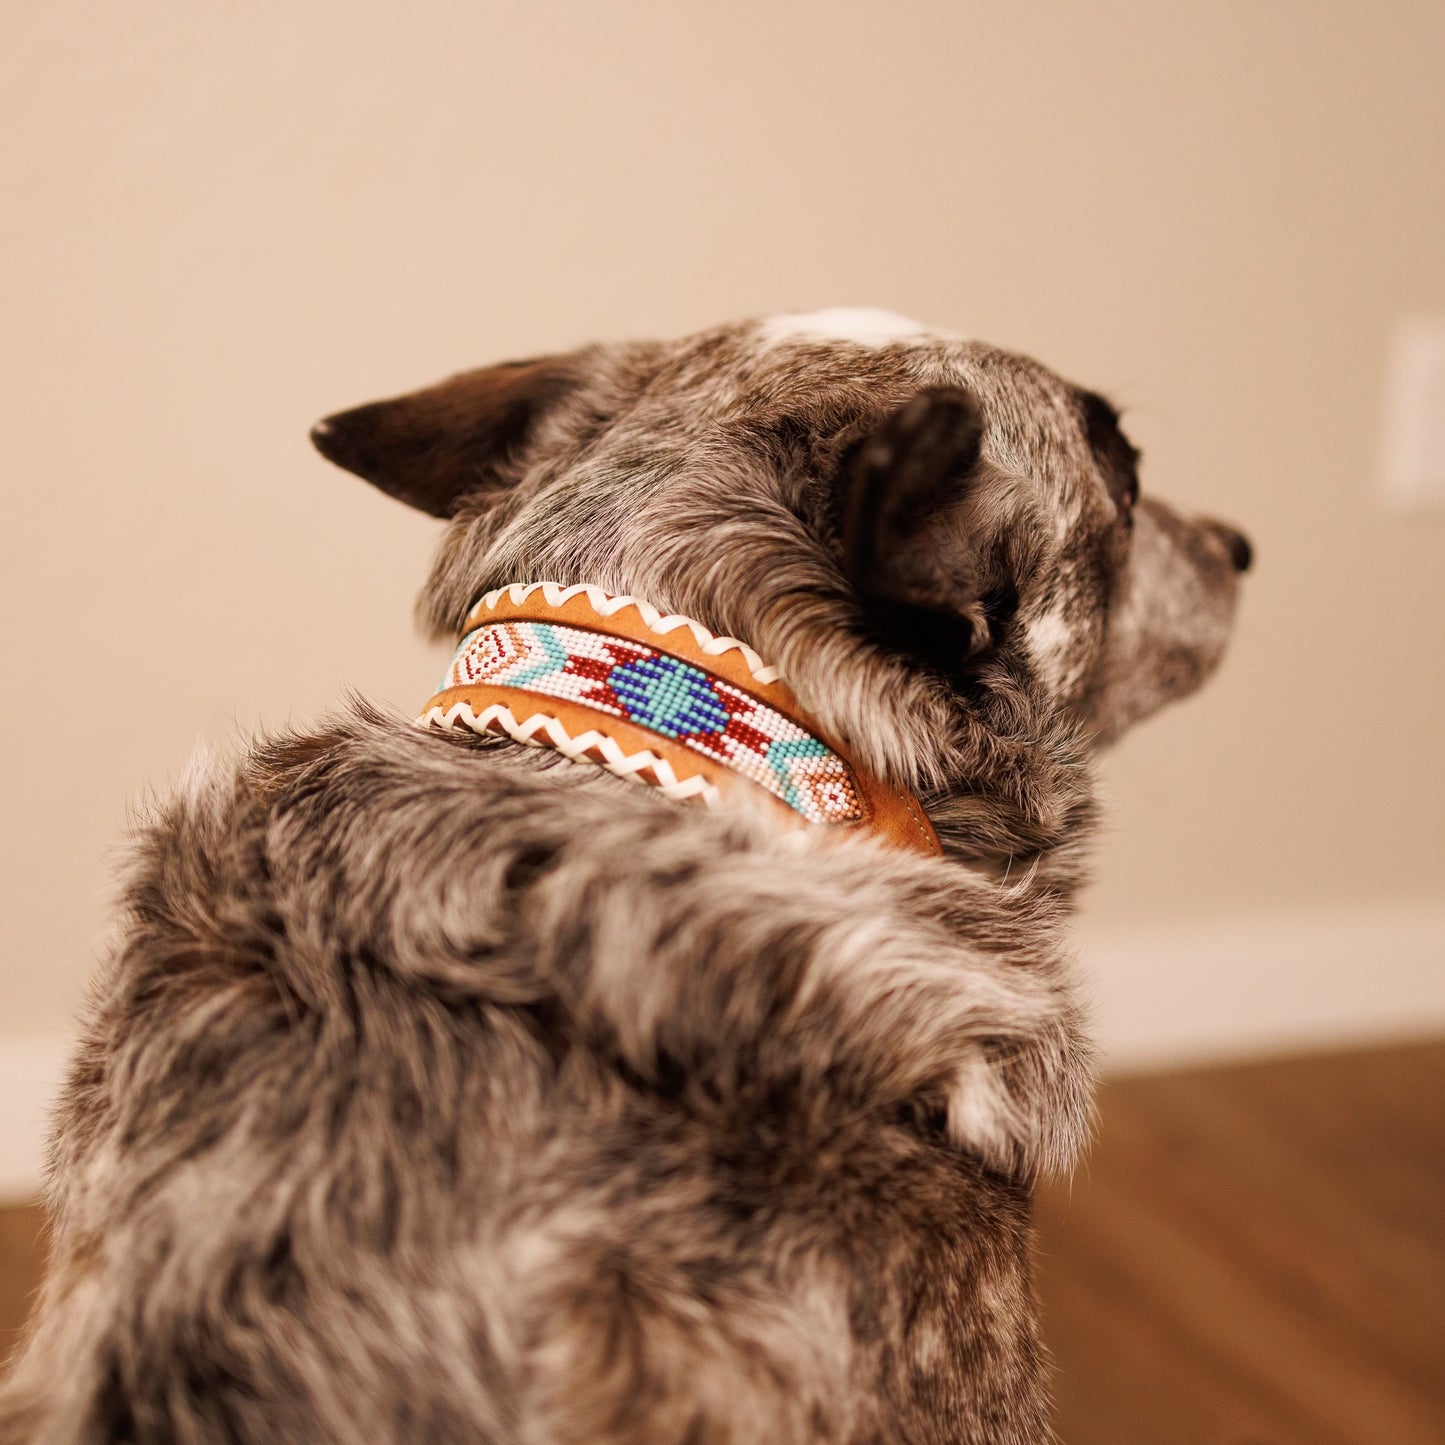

{"left": 8, "top": 709, "right": 1080, "bottom": 1442}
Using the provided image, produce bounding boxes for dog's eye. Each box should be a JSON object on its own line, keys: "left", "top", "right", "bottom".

{"left": 1117, "top": 473, "right": 1139, "bottom": 527}
{"left": 1078, "top": 390, "right": 1141, "bottom": 530}
{"left": 1111, "top": 443, "right": 1140, "bottom": 524}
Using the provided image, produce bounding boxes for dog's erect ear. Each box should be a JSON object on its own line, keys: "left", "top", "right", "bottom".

{"left": 837, "top": 387, "right": 993, "bottom": 676}
{"left": 310, "top": 355, "right": 584, "bottom": 518}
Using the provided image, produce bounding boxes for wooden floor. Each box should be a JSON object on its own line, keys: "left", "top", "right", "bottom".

{"left": 0, "top": 1205, "right": 44, "bottom": 1369}
{"left": 2, "top": 1040, "right": 1442, "bottom": 1441}
{"left": 1037, "top": 1039, "right": 1445, "bottom": 1444}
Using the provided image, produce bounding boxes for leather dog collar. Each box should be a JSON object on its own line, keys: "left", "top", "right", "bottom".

{"left": 417, "top": 582, "right": 941, "bottom": 857}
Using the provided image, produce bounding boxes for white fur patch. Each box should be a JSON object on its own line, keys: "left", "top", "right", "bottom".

{"left": 759, "top": 308, "right": 935, "bottom": 349}
{"left": 1025, "top": 611, "right": 1075, "bottom": 690}
{"left": 177, "top": 743, "right": 226, "bottom": 807}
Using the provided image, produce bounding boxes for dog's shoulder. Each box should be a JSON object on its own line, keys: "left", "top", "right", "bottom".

{"left": 73, "top": 698, "right": 1089, "bottom": 1191}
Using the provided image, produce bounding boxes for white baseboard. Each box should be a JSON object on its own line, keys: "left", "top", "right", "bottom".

{"left": 1082, "top": 901, "right": 1445, "bottom": 1073}
{"left": 1, "top": 904, "right": 1441, "bottom": 1199}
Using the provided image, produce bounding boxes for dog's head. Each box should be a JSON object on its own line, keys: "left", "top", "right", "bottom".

{"left": 313, "top": 310, "right": 1248, "bottom": 857}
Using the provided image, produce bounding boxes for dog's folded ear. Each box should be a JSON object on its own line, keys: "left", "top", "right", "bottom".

{"left": 310, "top": 354, "right": 586, "bottom": 518}
{"left": 836, "top": 387, "right": 997, "bottom": 680}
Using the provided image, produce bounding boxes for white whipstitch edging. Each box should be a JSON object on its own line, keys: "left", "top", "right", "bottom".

{"left": 464, "top": 582, "right": 784, "bottom": 685}
{"left": 418, "top": 699, "right": 724, "bottom": 808}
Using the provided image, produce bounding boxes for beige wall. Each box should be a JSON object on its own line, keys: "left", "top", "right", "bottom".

{"left": 4, "top": 2, "right": 1443, "bottom": 1051}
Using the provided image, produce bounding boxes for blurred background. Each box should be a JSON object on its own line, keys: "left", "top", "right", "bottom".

{"left": 2, "top": 5, "right": 1445, "bottom": 1433}
{"left": 2, "top": 3, "right": 1443, "bottom": 1433}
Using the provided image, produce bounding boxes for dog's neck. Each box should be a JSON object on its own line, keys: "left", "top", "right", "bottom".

{"left": 417, "top": 581, "right": 941, "bottom": 856}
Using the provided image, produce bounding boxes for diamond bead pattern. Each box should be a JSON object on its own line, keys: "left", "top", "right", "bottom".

{"left": 442, "top": 620, "right": 865, "bottom": 825}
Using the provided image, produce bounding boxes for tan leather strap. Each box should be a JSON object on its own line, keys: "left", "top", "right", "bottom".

{"left": 418, "top": 582, "right": 941, "bottom": 858}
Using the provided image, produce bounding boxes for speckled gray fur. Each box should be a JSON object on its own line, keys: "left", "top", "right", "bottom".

{"left": 0, "top": 313, "right": 1247, "bottom": 1443}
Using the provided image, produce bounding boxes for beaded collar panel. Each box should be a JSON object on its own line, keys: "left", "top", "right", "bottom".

{"left": 417, "top": 582, "right": 941, "bottom": 856}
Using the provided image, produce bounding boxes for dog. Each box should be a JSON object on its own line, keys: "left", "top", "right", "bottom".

{"left": 1, "top": 308, "right": 1248, "bottom": 1443}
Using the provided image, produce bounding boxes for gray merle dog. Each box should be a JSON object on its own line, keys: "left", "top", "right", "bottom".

{"left": 1, "top": 309, "right": 1249, "bottom": 1443}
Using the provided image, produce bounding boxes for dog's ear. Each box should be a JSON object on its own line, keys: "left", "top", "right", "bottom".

{"left": 837, "top": 387, "right": 997, "bottom": 678}
{"left": 310, "top": 355, "right": 585, "bottom": 518}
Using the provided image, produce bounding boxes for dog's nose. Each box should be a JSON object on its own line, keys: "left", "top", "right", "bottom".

{"left": 1223, "top": 527, "right": 1253, "bottom": 573}
{"left": 1209, "top": 523, "right": 1253, "bottom": 573}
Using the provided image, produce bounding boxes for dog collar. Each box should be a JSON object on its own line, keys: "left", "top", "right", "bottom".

{"left": 417, "top": 582, "right": 941, "bottom": 856}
